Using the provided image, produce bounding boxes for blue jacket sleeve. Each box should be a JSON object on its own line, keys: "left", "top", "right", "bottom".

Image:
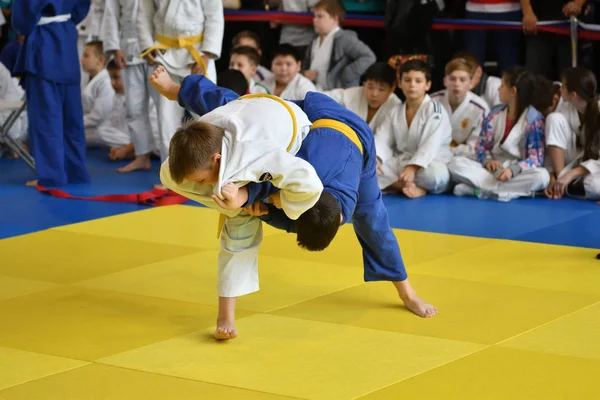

{"left": 243, "top": 182, "right": 279, "bottom": 207}
{"left": 259, "top": 205, "right": 297, "bottom": 233}
{"left": 12, "top": 0, "right": 43, "bottom": 35}
{"left": 178, "top": 74, "right": 239, "bottom": 116}
{"left": 72, "top": 0, "right": 92, "bottom": 25}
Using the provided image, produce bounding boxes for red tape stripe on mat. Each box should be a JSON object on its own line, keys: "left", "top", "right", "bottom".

{"left": 36, "top": 185, "right": 188, "bottom": 207}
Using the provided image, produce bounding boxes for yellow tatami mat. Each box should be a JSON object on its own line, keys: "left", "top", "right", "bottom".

{"left": 1, "top": 205, "right": 599, "bottom": 399}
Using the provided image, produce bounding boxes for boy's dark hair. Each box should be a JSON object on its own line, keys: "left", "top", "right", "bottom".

{"left": 295, "top": 191, "right": 341, "bottom": 251}
{"left": 314, "top": 0, "right": 346, "bottom": 22}
{"left": 232, "top": 30, "right": 261, "bottom": 48}
{"left": 230, "top": 45, "right": 260, "bottom": 67}
{"left": 400, "top": 59, "right": 432, "bottom": 82}
{"left": 363, "top": 62, "right": 397, "bottom": 87}
{"left": 168, "top": 120, "right": 225, "bottom": 184}
{"left": 107, "top": 59, "right": 120, "bottom": 71}
{"left": 85, "top": 40, "right": 104, "bottom": 58}
{"left": 502, "top": 66, "right": 538, "bottom": 123}
{"left": 272, "top": 43, "right": 300, "bottom": 62}
{"left": 531, "top": 74, "right": 557, "bottom": 115}
{"left": 217, "top": 69, "right": 249, "bottom": 96}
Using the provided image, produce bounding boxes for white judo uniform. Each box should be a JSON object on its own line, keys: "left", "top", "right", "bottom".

{"left": 264, "top": 73, "right": 317, "bottom": 101}
{"left": 375, "top": 95, "right": 453, "bottom": 193}
{"left": 83, "top": 69, "right": 117, "bottom": 147}
{"left": 137, "top": 0, "right": 224, "bottom": 162}
{"left": 0, "top": 63, "right": 27, "bottom": 142}
{"left": 94, "top": 93, "right": 130, "bottom": 148}
{"left": 77, "top": 0, "right": 104, "bottom": 90}
{"left": 254, "top": 65, "right": 274, "bottom": 83}
{"left": 249, "top": 78, "right": 270, "bottom": 95}
{"left": 100, "top": 0, "right": 159, "bottom": 157}
{"left": 160, "top": 96, "right": 322, "bottom": 297}
{"left": 449, "top": 105, "right": 550, "bottom": 201}
{"left": 431, "top": 90, "right": 489, "bottom": 160}
{"left": 480, "top": 75, "right": 502, "bottom": 109}
{"left": 323, "top": 86, "right": 401, "bottom": 133}
{"left": 545, "top": 100, "right": 600, "bottom": 199}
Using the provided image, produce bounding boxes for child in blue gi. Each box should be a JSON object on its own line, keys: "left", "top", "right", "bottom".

{"left": 151, "top": 68, "right": 438, "bottom": 340}
{"left": 12, "top": 0, "right": 91, "bottom": 186}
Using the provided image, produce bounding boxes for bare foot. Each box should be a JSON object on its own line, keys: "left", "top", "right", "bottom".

{"left": 214, "top": 319, "right": 238, "bottom": 340}
{"left": 109, "top": 144, "right": 135, "bottom": 161}
{"left": 25, "top": 179, "right": 38, "bottom": 187}
{"left": 153, "top": 183, "right": 166, "bottom": 190}
{"left": 402, "top": 182, "right": 427, "bottom": 199}
{"left": 403, "top": 295, "right": 438, "bottom": 318}
{"left": 149, "top": 65, "right": 180, "bottom": 101}
{"left": 117, "top": 155, "right": 151, "bottom": 173}
{"left": 393, "top": 280, "right": 438, "bottom": 318}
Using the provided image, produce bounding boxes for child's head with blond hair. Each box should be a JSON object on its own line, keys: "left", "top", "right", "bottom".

{"left": 81, "top": 41, "right": 105, "bottom": 75}
{"left": 443, "top": 58, "right": 476, "bottom": 103}
{"left": 312, "top": 0, "right": 346, "bottom": 37}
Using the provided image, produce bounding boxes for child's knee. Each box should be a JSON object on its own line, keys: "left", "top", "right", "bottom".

{"left": 417, "top": 163, "right": 450, "bottom": 193}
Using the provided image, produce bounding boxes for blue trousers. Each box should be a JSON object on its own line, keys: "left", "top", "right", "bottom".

{"left": 464, "top": 10, "right": 523, "bottom": 74}
{"left": 26, "top": 75, "right": 90, "bottom": 186}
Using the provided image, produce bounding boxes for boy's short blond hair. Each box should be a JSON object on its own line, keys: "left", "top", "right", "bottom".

{"left": 314, "top": 0, "right": 346, "bottom": 22}
{"left": 168, "top": 120, "right": 225, "bottom": 184}
{"left": 85, "top": 40, "right": 104, "bottom": 58}
{"left": 445, "top": 58, "right": 475, "bottom": 78}
{"left": 232, "top": 30, "right": 261, "bottom": 48}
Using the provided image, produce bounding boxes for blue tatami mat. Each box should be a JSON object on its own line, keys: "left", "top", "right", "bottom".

{"left": 1, "top": 147, "right": 598, "bottom": 249}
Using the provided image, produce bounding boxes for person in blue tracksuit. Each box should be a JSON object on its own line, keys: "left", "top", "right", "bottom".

{"left": 12, "top": 0, "right": 91, "bottom": 186}
{"left": 168, "top": 73, "right": 438, "bottom": 319}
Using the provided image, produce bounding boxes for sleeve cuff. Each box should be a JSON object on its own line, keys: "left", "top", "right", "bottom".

{"left": 509, "top": 163, "right": 522, "bottom": 177}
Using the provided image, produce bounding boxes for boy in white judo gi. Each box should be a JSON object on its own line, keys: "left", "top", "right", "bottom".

{"left": 137, "top": 0, "right": 224, "bottom": 163}
{"left": 323, "top": 62, "right": 400, "bottom": 134}
{"left": 262, "top": 44, "right": 316, "bottom": 100}
{"left": 231, "top": 30, "right": 273, "bottom": 84}
{"left": 229, "top": 46, "right": 269, "bottom": 94}
{"left": 81, "top": 41, "right": 119, "bottom": 149}
{"left": 100, "top": 0, "right": 158, "bottom": 172}
{"left": 151, "top": 66, "right": 438, "bottom": 340}
{"left": 431, "top": 58, "right": 490, "bottom": 160}
{"left": 376, "top": 59, "right": 453, "bottom": 198}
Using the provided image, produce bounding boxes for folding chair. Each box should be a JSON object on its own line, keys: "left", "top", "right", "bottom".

{"left": 0, "top": 96, "right": 34, "bottom": 170}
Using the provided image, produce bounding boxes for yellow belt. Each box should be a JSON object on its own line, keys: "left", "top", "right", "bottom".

{"left": 140, "top": 33, "right": 208, "bottom": 78}
{"left": 215, "top": 111, "right": 362, "bottom": 239}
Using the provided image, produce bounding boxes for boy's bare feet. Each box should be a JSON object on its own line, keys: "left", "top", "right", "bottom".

{"left": 149, "top": 66, "right": 180, "bottom": 101}
{"left": 214, "top": 319, "right": 238, "bottom": 340}
{"left": 393, "top": 280, "right": 438, "bottom": 318}
{"left": 109, "top": 144, "right": 135, "bottom": 161}
{"left": 402, "top": 182, "right": 427, "bottom": 199}
{"left": 117, "top": 155, "right": 151, "bottom": 173}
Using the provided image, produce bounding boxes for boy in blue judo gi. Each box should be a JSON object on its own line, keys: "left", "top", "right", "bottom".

{"left": 13, "top": 0, "right": 91, "bottom": 186}
{"left": 151, "top": 68, "right": 438, "bottom": 340}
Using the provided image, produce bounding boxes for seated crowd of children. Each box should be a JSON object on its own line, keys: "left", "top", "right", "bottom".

{"left": 3, "top": 0, "right": 599, "bottom": 205}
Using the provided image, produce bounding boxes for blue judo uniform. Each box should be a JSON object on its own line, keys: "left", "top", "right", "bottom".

{"left": 13, "top": 0, "right": 91, "bottom": 186}
{"left": 178, "top": 75, "right": 408, "bottom": 282}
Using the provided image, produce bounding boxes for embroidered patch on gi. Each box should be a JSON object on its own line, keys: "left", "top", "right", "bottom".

{"left": 461, "top": 118, "right": 469, "bottom": 130}
{"left": 260, "top": 172, "right": 273, "bottom": 182}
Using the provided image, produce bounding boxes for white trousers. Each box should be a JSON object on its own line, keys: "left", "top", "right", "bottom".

{"left": 449, "top": 156, "right": 550, "bottom": 200}
{"left": 86, "top": 126, "right": 130, "bottom": 148}
{"left": 378, "top": 157, "right": 450, "bottom": 194}
{"left": 160, "top": 160, "right": 261, "bottom": 297}
{"left": 124, "top": 63, "right": 160, "bottom": 156}
{"left": 583, "top": 173, "right": 600, "bottom": 200}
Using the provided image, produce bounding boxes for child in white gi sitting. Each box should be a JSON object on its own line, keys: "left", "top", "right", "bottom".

{"left": 324, "top": 62, "right": 400, "bottom": 134}
{"left": 431, "top": 58, "right": 490, "bottom": 160}
{"left": 81, "top": 41, "right": 119, "bottom": 149}
{"left": 263, "top": 44, "right": 316, "bottom": 100}
{"left": 376, "top": 60, "right": 453, "bottom": 199}
{"left": 229, "top": 46, "right": 270, "bottom": 95}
